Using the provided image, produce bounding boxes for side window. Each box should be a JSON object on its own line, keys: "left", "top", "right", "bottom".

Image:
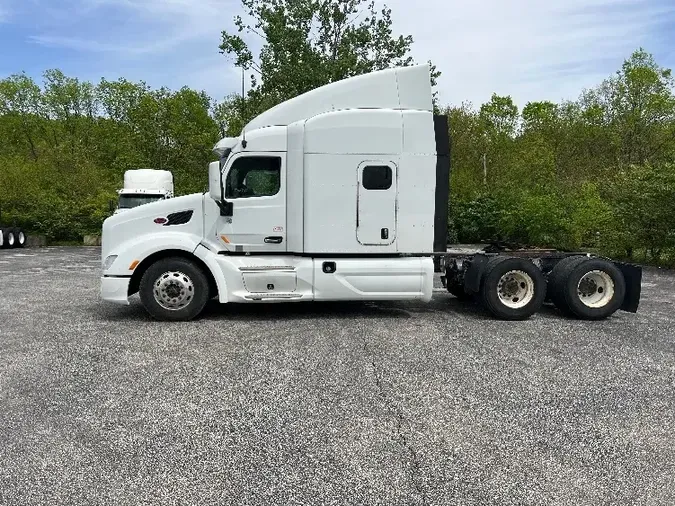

{"left": 225, "top": 156, "right": 281, "bottom": 198}
{"left": 362, "top": 165, "right": 392, "bottom": 190}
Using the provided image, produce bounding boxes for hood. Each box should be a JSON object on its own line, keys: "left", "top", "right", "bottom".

{"left": 102, "top": 193, "right": 205, "bottom": 261}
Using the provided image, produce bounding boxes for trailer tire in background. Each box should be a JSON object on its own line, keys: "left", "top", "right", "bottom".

{"left": 15, "top": 228, "right": 26, "bottom": 248}
{"left": 550, "top": 257, "right": 626, "bottom": 320}
{"left": 1, "top": 228, "right": 15, "bottom": 249}
{"left": 480, "top": 256, "right": 546, "bottom": 320}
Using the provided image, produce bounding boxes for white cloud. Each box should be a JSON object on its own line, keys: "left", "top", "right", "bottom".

{"left": 380, "top": 0, "right": 675, "bottom": 108}
{"left": 16, "top": 0, "right": 675, "bottom": 107}
{"left": 22, "top": 0, "right": 243, "bottom": 98}
{"left": 27, "top": 0, "right": 231, "bottom": 54}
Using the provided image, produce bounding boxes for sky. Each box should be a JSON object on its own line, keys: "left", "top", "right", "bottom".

{"left": 1, "top": 0, "right": 674, "bottom": 109}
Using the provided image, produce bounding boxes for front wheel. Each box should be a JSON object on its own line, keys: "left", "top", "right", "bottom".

{"left": 481, "top": 256, "right": 546, "bottom": 320}
{"left": 139, "top": 257, "right": 210, "bottom": 321}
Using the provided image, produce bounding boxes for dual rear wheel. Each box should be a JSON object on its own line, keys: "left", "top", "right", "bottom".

{"left": 548, "top": 256, "right": 625, "bottom": 320}
{"left": 480, "top": 257, "right": 546, "bottom": 320}
{"left": 476, "top": 255, "right": 626, "bottom": 321}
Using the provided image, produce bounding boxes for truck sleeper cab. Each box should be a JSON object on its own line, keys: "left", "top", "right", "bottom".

{"left": 100, "top": 64, "right": 642, "bottom": 321}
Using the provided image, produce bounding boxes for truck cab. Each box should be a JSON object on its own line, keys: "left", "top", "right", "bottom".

{"left": 114, "top": 169, "right": 174, "bottom": 214}
{"left": 100, "top": 64, "right": 444, "bottom": 320}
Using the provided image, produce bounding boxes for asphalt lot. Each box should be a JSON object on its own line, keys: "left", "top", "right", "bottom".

{"left": 0, "top": 247, "right": 674, "bottom": 505}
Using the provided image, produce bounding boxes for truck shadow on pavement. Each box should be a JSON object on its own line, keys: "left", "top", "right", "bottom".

{"left": 96, "top": 293, "right": 567, "bottom": 322}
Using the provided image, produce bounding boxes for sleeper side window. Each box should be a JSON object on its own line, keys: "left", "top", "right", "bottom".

{"left": 362, "top": 165, "right": 393, "bottom": 190}
{"left": 225, "top": 156, "right": 281, "bottom": 198}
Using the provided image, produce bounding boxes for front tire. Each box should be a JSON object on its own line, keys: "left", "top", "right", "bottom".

{"left": 139, "top": 257, "right": 210, "bottom": 321}
{"left": 481, "top": 256, "right": 546, "bottom": 320}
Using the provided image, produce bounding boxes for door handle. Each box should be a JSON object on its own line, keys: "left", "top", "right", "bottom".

{"left": 264, "top": 236, "right": 283, "bottom": 244}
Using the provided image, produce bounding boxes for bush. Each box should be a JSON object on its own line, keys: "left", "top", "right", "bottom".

{"left": 451, "top": 183, "right": 615, "bottom": 252}
{"left": 600, "top": 164, "right": 675, "bottom": 263}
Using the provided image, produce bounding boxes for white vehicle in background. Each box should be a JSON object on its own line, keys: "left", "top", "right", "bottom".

{"left": 115, "top": 169, "right": 174, "bottom": 214}
{"left": 100, "top": 64, "right": 642, "bottom": 322}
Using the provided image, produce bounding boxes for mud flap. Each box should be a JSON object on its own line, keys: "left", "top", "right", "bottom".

{"left": 615, "top": 261, "right": 642, "bottom": 313}
{"left": 463, "top": 254, "right": 489, "bottom": 295}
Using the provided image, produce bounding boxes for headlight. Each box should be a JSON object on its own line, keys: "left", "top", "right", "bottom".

{"left": 103, "top": 255, "right": 118, "bottom": 271}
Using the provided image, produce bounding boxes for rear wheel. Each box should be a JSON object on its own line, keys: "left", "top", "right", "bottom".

{"left": 139, "top": 257, "right": 210, "bottom": 321}
{"left": 1, "top": 229, "right": 15, "bottom": 249}
{"left": 548, "top": 256, "right": 587, "bottom": 315}
{"left": 480, "top": 256, "right": 546, "bottom": 320}
{"left": 550, "top": 257, "right": 625, "bottom": 320}
{"left": 15, "top": 228, "right": 26, "bottom": 248}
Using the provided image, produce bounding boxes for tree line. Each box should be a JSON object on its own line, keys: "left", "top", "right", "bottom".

{"left": 446, "top": 48, "right": 675, "bottom": 264}
{"left": 0, "top": 70, "right": 221, "bottom": 240}
{"left": 1, "top": 0, "right": 674, "bottom": 265}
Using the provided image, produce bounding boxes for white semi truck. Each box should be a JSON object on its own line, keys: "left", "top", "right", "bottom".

{"left": 114, "top": 169, "right": 174, "bottom": 214}
{"left": 100, "top": 64, "right": 642, "bottom": 321}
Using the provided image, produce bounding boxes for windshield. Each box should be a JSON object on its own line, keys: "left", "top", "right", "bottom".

{"left": 118, "top": 194, "right": 164, "bottom": 209}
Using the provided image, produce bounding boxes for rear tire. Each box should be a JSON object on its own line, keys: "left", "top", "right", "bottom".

{"left": 480, "top": 256, "right": 546, "bottom": 320}
{"left": 550, "top": 257, "right": 625, "bottom": 320}
{"left": 139, "top": 257, "right": 210, "bottom": 321}
{"left": 15, "top": 228, "right": 26, "bottom": 248}
{"left": 548, "top": 256, "right": 587, "bottom": 316}
{"left": 1, "top": 229, "right": 15, "bottom": 249}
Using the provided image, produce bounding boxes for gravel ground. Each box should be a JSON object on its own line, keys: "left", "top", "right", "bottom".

{"left": 0, "top": 247, "right": 673, "bottom": 505}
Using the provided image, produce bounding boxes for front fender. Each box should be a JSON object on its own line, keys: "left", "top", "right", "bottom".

{"left": 104, "top": 231, "right": 203, "bottom": 276}
{"left": 194, "top": 244, "right": 228, "bottom": 303}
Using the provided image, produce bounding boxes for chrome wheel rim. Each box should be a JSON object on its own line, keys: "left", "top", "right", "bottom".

{"left": 153, "top": 271, "right": 195, "bottom": 311}
{"left": 497, "top": 270, "right": 535, "bottom": 309}
{"left": 578, "top": 270, "right": 614, "bottom": 308}
{"left": 18, "top": 231, "right": 25, "bottom": 244}
{"left": 6, "top": 233, "right": 14, "bottom": 247}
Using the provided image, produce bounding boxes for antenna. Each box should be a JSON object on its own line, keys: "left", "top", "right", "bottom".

{"left": 241, "top": 65, "right": 247, "bottom": 149}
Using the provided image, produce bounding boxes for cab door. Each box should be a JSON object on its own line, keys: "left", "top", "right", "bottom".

{"left": 219, "top": 152, "right": 286, "bottom": 252}
{"left": 356, "top": 161, "right": 397, "bottom": 246}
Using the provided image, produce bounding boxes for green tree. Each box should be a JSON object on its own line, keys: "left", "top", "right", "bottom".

{"left": 583, "top": 48, "right": 675, "bottom": 166}
{"left": 0, "top": 73, "right": 45, "bottom": 159}
{"left": 478, "top": 94, "right": 518, "bottom": 186}
{"left": 219, "top": 0, "right": 440, "bottom": 128}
